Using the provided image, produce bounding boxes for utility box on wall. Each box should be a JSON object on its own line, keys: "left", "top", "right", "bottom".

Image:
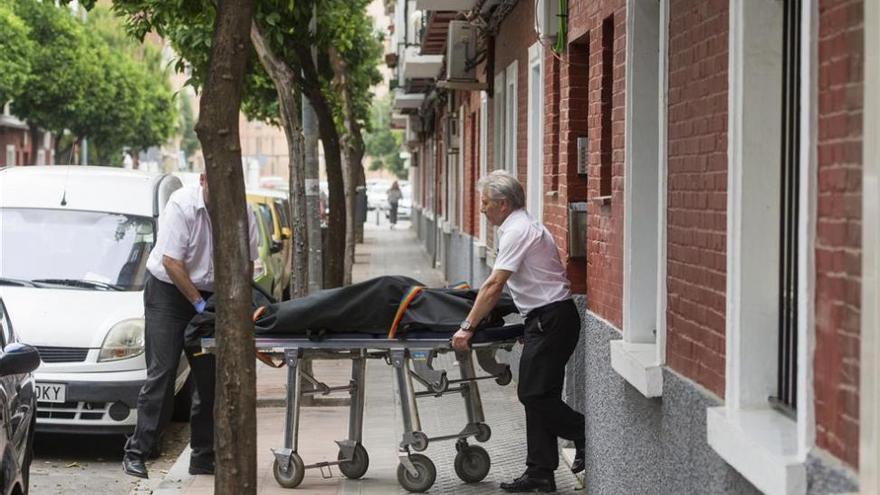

{"left": 568, "top": 202, "right": 588, "bottom": 258}
{"left": 577, "top": 137, "right": 588, "bottom": 175}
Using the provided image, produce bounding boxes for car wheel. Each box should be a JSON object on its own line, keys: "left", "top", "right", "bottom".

{"left": 172, "top": 375, "right": 192, "bottom": 423}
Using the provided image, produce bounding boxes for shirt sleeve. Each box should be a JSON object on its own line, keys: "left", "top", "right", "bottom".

{"left": 157, "top": 201, "right": 189, "bottom": 261}
{"left": 247, "top": 205, "right": 259, "bottom": 262}
{"left": 493, "top": 225, "right": 533, "bottom": 273}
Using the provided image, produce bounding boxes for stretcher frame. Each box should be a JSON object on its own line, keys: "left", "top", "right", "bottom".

{"left": 201, "top": 330, "right": 519, "bottom": 493}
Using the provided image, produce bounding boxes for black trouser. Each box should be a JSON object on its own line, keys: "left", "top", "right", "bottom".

{"left": 124, "top": 274, "right": 215, "bottom": 464}
{"left": 517, "top": 299, "right": 585, "bottom": 477}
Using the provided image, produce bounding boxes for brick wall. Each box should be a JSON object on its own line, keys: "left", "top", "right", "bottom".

{"left": 565, "top": 0, "right": 626, "bottom": 326}
{"left": 0, "top": 127, "right": 27, "bottom": 166}
{"left": 665, "top": 0, "right": 729, "bottom": 397}
{"left": 814, "top": 0, "right": 863, "bottom": 469}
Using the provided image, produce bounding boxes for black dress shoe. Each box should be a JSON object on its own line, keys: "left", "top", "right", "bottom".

{"left": 189, "top": 458, "right": 215, "bottom": 475}
{"left": 500, "top": 474, "right": 557, "bottom": 493}
{"left": 122, "top": 456, "right": 148, "bottom": 479}
{"left": 571, "top": 447, "right": 585, "bottom": 474}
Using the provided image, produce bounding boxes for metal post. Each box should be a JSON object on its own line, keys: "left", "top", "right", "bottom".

{"left": 81, "top": 138, "right": 88, "bottom": 166}
{"left": 457, "top": 351, "right": 485, "bottom": 424}
{"left": 392, "top": 350, "right": 421, "bottom": 442}
{"left": 348, "top": 353, "right": 367, "bottom": 444}
{"left": 284, "top": 348, "right": 303, "bottom": 452}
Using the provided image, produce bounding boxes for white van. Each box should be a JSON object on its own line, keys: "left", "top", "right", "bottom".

{"left": 0, "top": 166, "right": 190, "bottom": 434}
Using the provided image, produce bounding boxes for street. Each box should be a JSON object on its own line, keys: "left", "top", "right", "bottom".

{"left": 30, "top": 423, "right": 189, "bottom": 494}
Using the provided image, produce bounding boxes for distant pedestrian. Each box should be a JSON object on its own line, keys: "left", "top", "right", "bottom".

{"left": 386, "top": 180, "right": 403, "bottom": 229}
{"left": 452, "top": 170, "right": 585, "bottom": 493}
{"left": 122, "top": 173, "right": 258, "bottom": 479}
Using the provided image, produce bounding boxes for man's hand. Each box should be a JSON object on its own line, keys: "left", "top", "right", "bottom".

{"left": 451, "top": 328, "right": 473, "bottom": 352}
{"left": 193, "top": 297, "right": 207, "bottom": 314}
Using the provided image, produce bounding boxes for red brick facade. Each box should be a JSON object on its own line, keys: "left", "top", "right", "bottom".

{"left": 814, "top": 0, "right": 863, "bottom": 469}
{"left": 665, "top": 0, "right": 729, "bottom": 397}
{"left": 569, "top": 0, "right": 626, "bottom": 325}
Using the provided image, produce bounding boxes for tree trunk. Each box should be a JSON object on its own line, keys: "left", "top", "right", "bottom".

{"left": 352, "top": 126, "right": 366, "bottom": 245}
{"left": 329, "top": 51, "right": 356, "bottom": 286}
{"left": 250, "top": 21, "right": 309, "bottom": 299}
{"left": 192, "top": 0, "right": 257, "bottom": 493}
{"left": 28, "top": 125, "right": 40, "bottom": 165}
{"left": 297, "top": 44, "right": 345, "bottom": 288}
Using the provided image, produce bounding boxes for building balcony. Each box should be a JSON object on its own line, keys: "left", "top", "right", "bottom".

{"left": 393, "top": 89, "right": 425, "bottom": 112}
{"left": 414, "top": 0, "right": 476, "bottom": 10}
{"left": 402, "top": 46, "right": 443, "bottom": 80}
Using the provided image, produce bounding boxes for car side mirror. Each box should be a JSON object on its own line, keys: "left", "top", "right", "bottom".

{"left": 0, "top": 343, "right": 40, "bottom": 376}
{"left": 270, "top": 240, "right": 283, "bottom": 254}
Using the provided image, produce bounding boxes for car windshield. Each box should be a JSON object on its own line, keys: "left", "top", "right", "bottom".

{"left": 0, "top": 208, "right": 155, "bottom": 291}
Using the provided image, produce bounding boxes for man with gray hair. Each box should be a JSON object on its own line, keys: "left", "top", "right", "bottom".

{"left": 452, "top": 170, "right": 585, "bottom": 492}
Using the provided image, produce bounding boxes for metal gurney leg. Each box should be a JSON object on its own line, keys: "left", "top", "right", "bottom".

{"left": 271, "top": 348, "right": 306, "bottom": 488}
{"left": 335, "top": 352, "right": 369, "bottom": 480}
{"left": 392, "top": 349, "right": 437, "bottom": 492}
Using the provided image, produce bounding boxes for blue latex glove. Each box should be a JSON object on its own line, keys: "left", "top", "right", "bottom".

{"left": 193, "top": 297, "right": 207, "bottom": 314}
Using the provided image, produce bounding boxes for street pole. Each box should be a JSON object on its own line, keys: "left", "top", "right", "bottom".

{"left": 303, "top": 3, "right": 322, "bottom": 293}
{"left": 81, "top": 138, "right": 88, "bottom": 165}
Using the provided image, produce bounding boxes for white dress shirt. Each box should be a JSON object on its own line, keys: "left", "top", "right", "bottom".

{"left": 146, "top": 185, "right": 259, "bottom": 292}
{"left": 493, "top": 209, "right": 571, "bottom": 314}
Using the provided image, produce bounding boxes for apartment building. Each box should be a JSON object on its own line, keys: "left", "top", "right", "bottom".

{"left": 387, "top": 0, "right": 877, "bottom": 493}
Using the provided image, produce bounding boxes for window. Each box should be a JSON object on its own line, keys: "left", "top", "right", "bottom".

{"left": 612, "top": 0, "right": 665, "bottom": 398}
{"left": 493, "top": 72, "right": 506, "bottom": 171}
{"left": 527, "top": 43, "right": 545, "bottom": 221}
{"left": 706, "top": 2, "right": 811, "bottom": 492}
{"left": 5, "top": 145, "right": 15, "bottom": 167}
{"left": 479, "top": 91, "right": 489, "bottom": 247}
{"left": 599, "top": 15, "right": 614, "bottom": 198}
{"left": 504, "top": 61, "right": 518, "bottom": 177}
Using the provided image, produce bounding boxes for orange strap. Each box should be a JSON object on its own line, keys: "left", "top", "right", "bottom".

{"left": 387, "top": 286, "right": 424, "bottom": 339}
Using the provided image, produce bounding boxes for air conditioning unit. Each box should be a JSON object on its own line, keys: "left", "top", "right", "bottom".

{"left": 535, "top": 0, "right": 560, "bottom": 42}
{"left": 408, "top": 115, "right": 424, "bottom": 134}
{"left": 444, "top": 114, "right": 460, "bottom": 153}
{"left": 446, "top": 21, "right": 477, "bottom": 82}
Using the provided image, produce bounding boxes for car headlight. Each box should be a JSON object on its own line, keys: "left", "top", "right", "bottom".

{"left": 98, "top": 319, "right": 145, "bottom": 362}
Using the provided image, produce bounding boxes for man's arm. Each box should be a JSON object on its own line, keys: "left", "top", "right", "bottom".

{"left": 162, "top": 255, "right": 202, "bottom": 306}
{"left": 451, "top": 269, "right": 512, "bottom": 352}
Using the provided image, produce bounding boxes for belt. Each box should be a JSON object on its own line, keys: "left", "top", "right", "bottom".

{"left": 525, "top": 299, "right": 573, "bottom": 321}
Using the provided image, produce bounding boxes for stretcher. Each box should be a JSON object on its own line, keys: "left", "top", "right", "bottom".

{"left": 200, "top": 324, "right": 523, "bottom": 493}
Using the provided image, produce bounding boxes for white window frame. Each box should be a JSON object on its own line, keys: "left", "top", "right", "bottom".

{"left": 458, "top": 104, "right": 466, "bottom": 230}
{"left": 504, "top": 60, "right": 518, "bottom": 177}
{"left": 861, "top": 0, "right": 879, "bottom": 490}
{"left": 5, "top": 145, "right": 15, "bottom": 167}
{"left": 706, "top": 2, "right": 815, "bottom": 494}
{"left": 479, "top": 91, "right": 489, "bottom": 249}
{"left": 493, "top": 71, "right": 506, "bottom": 172}
{"left": 612, "top": 0, "right": 667, "bottom": 398}
{"left": 527, "top": 42, "right": 545, "bottom": 221}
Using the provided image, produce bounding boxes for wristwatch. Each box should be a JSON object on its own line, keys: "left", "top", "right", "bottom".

{"left": 459, "top": 319, "right": 473, "bottom": 332}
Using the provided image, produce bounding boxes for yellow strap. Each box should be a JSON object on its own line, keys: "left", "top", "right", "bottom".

{"left": 387, "top": 286, "right": 424, "bottom": 339}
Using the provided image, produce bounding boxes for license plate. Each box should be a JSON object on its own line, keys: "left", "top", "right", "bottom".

{"left": 35, "top": 383, "right": 67, "bottom": 403}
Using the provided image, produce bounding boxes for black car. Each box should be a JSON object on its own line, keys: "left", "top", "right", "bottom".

{"left": 0, "top": 298, "right": 39, "bottom": 494}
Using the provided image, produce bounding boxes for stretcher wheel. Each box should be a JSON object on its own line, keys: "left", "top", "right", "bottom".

{"left": 272, "top": 453, "right": 305, "bottom": 488}
{"left": 338, "top": 443, "right": 369, "bottom": 479}
{"left": 411, "top": 431, "right": 429, "bottom": 452}
{"left": 474, "top": 423, "right": 492, "bottom": 442}
{"left": 454, "top": 445, "right": 491, "bottom": 483}
{"left": 495, "top": 368, "right": 512, "bottom": 386}
{"left": 397, "top": 453, "right": 436, "bottom": 493}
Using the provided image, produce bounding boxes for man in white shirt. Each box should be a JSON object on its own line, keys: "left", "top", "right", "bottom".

{"left": 122, "top": 173, "right": 258, "bottom": 479}
{"left": 452, "top": 170, "right": 585, "bottom": 493}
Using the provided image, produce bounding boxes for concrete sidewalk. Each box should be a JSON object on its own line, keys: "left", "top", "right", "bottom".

{"left": 154, "top": 221, "right": 582, "bottom": 494}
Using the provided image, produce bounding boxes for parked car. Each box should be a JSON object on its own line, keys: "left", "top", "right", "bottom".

{"left": 246, "top": 189, "right": 291, "bottom": 300}
{"left": 0, "top": 166, "right": 190, "bottom": 434}
{"left": 0, "top": 297, "right": 39, "bottom": 495}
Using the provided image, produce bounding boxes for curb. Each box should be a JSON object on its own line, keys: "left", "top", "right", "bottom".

{"left": 561, "top": 447, "right": 585, "bottom": 490}
{"left": 153, "top": 446, "right": 196, "bottom": 494}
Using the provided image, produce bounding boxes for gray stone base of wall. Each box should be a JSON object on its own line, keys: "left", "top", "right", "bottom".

{"left": 579, "top": 305, "right": 858, "bottom": 495}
